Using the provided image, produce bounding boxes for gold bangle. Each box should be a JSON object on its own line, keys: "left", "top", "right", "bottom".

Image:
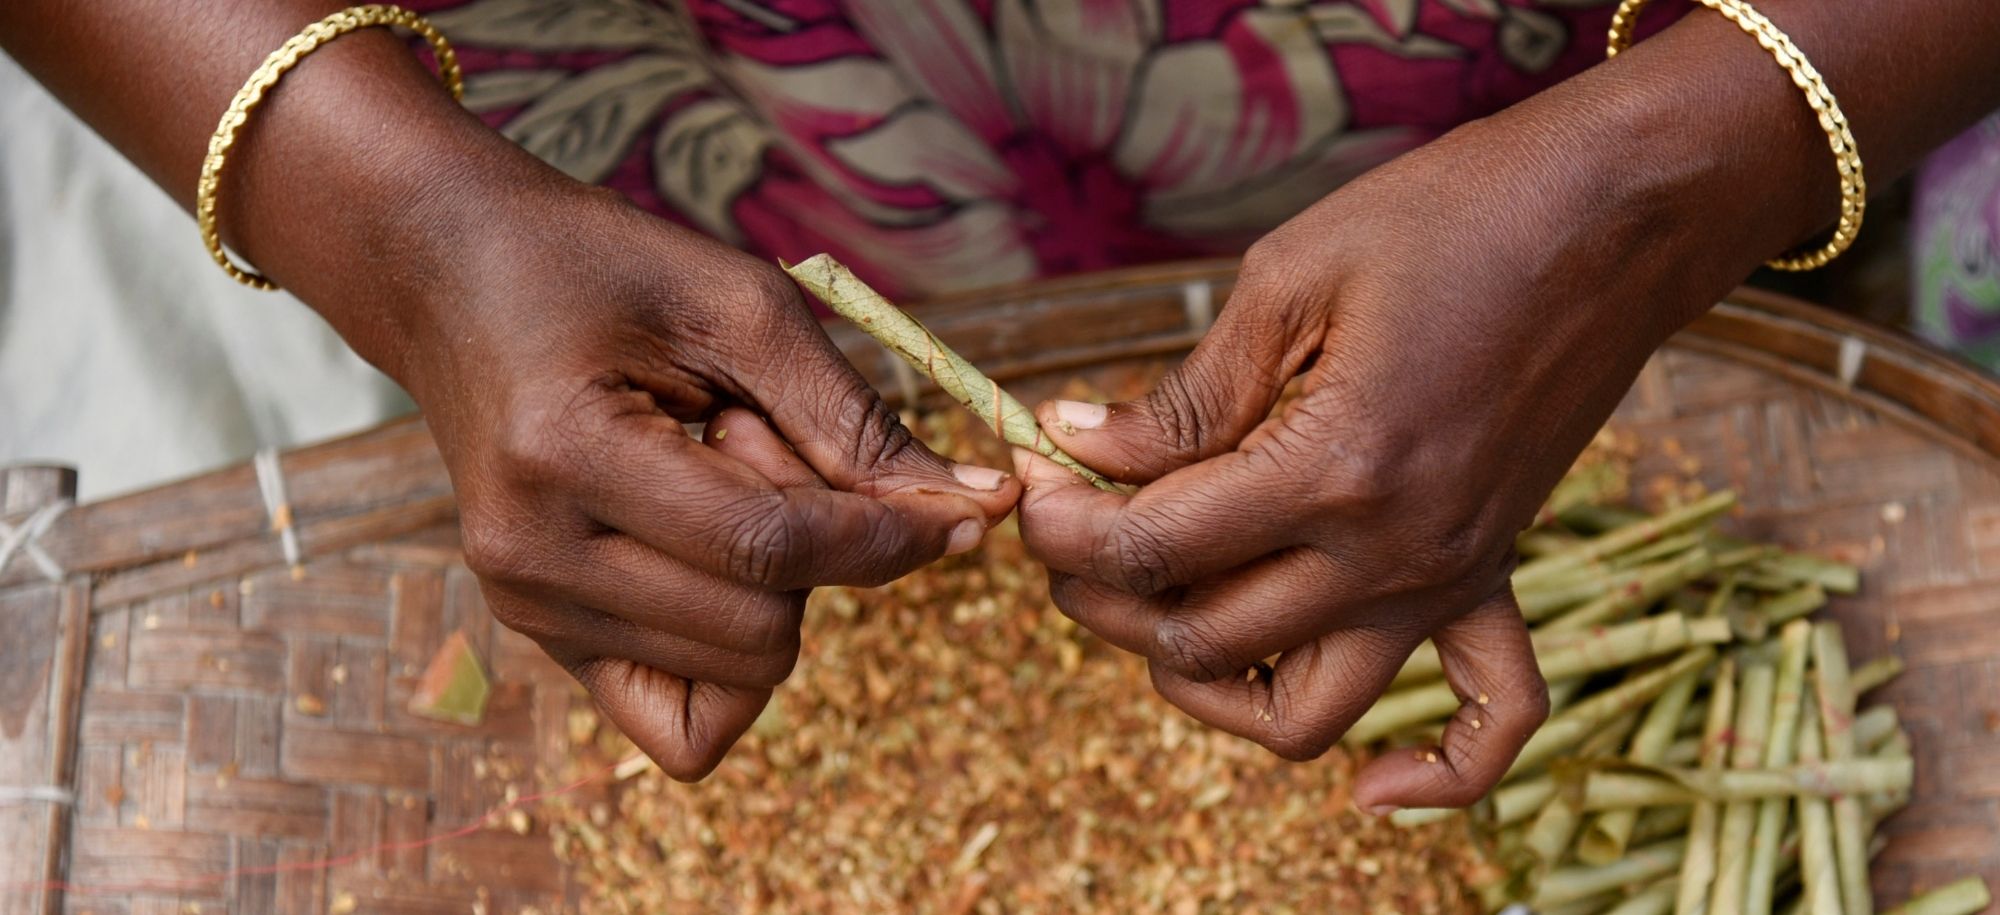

{"left": 1608, "top": 0, "right": 1864, "bottom": 272}
{"left": 196, "top": 5, "right": 463, "bottom": 291}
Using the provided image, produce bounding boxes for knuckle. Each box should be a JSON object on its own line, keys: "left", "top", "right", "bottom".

{"left": 493, "top": 397, "right": 581, "bottom": 486}
{"left": 1425, "top": 774, "right": 1489, "bottom": 809}
{"left": 1239, "top": 232, "right": 1310, "bottom": 294}
{"left": 484, "top": 596, "right": 539, "bottom": 637}
{"left": 486, "top": 595, "right": 571, "bottom": 646}
{"left": 1424, "top": 531, "right": 1515, "bottom": 602}
{"left": 1153, "top": 615, "right": 1239, "bottom": 682}
{"left": 843, "top": 557, "right": 908, "bottom": 590}
{"left": 724, "top": 592, "right": 805, "bottom": 657}
{"left": 664, "top": 747, "right": 728, "bottom": 783}
{"left": 732, "top": 271, "right": 813, "bottom": 350}
{"left": 1438, "top": 527, "right": 1499, "bottom": 585}
{"left": 657, "top": 741, "right": 724, "bottom": 782}
{"left": 666, "top": 714, "right": 735, "bottom": 783}
{"left": 742, "top": 263, "right": 808, "bottom": 315}
{"left": 576, "top": 182, "right": 637, "bottom": 213}
{"left": 842, "top": 394, "right": 925, "bottom": 481}
{"left": 720, "top": 495, "right": 808, "bottom": 588}
{"left": 1308, "top": 435, "right": 1407, "bottom": 517}
{"left": 1099, "top": 515, "right": 1184, "bottom": 596}
{"left": 821, "top": 502, "right": 919, "bottom": 589}
{"left": 1145, "top": 372, "right": 1213, "bottom": 459}
{"left": 459, "top": 511, "right": 541, "bottom": 588}
{"left": 743, "top": 648, "right": 800, "bottom": 689}
{"left": 1236, "top": 234, "right": 1328, "bottom": 331}
{"left": 1045, "top": 575, "right": 1094, "bottom": 622}
{"left": 1515, "top": 670, "right": 1553, "bottom": 727}
{"left": 1263, "top": 725, "right": 1336, "bottom": 763}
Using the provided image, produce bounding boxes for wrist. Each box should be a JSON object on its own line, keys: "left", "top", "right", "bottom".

{"left": 1547, "top": 7, "right": 1839, "bottom": 288}
{"left": 1444, "top": 30, "right": 1830, "bottom": 339}
{"left": 208, "top": 26, "right": 577, "bottom": 385}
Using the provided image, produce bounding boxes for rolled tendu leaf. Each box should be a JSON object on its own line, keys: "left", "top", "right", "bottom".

{"left": 1723, "top": 583, "right": 1826, "bottom": 642}
{"left": 1573, "top": 757, "right": 1913, "bottom": 810}
{"left": 1515, "top": 490, "right": 1737, "bottom": 589}
{"left": 1678, "top": 655, "right": 1737, "bottom": 915}
{"left": 1576, "top": 663, "right": 1702, "bottom": 865}
{"left": 1604, "top": 877, "right": 1680, "bottom": 915}
{"left": 1747, "top": 620, "right": 1813, "bottom": 915}
{"left": 1632, "top": 805, "right": 1695, "bottom": 847}
{"left": 1795, "top": 700, "right": 1843, "bottom": 915}
{"left": 1517, "top": 563, "right": 1653, "bottom": 622}
{"left": 1713, "top": 658, "right": 1779, "bottom": 915}
{"left": 1856, "top": 704, "right": 1901, "bottom": 755}
{"left": 1612, "top": 530, "right": 1711, "bottom": 570}
{"left": 1510, "top": 648, "right": 1718, "bottom": 781}
{"left": 785, "top": 254, "right": 1121, "bottom": 492}
{"left": 1537, "top": 837, "right": 1689, "bottom": 909}
{"left": 1882, "top": 877, "right": 1992, "bottom": 915}
{"left": 1756, "top": 552, "right": 1861, "bottom": 595}
{"left": 1552, "top": 504, "right": 1860, "bottom": 595}
{"left": 1813, "top": 623, "right": 1874, "bottom": 915}
{"left": 1393, "top": 628, "right": 1596, "bottom": 689}
{"left": 1527, "top": 711, "right": 1641, "bottom": 867}
{"left": 1352, "top": 616, "right": 1727, "bottom": 745}
{"left": 1537, "top": 461, "right": 1626, "bottom": 525}
{"left": 1853, "top": 655, "right": 1906, "bottom": 696}
{"left": 1543, "top": 548, "right": 1718, "bottom": 632}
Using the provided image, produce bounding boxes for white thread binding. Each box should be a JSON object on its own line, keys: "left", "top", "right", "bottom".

{"left": 0, "top": 499, "right": 72, "bottom": 582}
{"left": 1182, "top": 281, "right": 1215, "bottom": 332}
{"left": 253, "top": 447, "right": 303, "bottom": 573}
{"left": 0, "top": 786, "right": 75, "bottom": 807}
{"left": 1837, "top": 335, "right": 1867, "bottom": 388}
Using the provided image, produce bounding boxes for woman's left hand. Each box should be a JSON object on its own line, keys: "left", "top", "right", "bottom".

{"left": 1013, "top": 93, "right": 1773, "bottom": 813}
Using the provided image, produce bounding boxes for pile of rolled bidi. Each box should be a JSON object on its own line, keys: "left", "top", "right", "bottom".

{"left": 1380, "top": 478, "right": 1992, "bottom": 915}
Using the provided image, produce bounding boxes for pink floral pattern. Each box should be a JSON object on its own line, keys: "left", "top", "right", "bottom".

{"left": 405, "top": 0, "right": 1687, "bottom": 297}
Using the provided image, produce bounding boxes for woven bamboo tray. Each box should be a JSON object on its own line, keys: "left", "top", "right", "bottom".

{"left": 4, "top": 260, "right": 1998, "bottom": 914}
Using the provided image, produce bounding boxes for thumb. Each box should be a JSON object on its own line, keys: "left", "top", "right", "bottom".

{"left": 1036, "top": 303, "right": 1316, "bottom": 484}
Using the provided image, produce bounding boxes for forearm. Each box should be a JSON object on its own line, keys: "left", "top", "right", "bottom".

{"left": 1462, "top": 0, "right": 2000, "bottom": 330}
{"left": 0, "top": 2, "right": 563, "bottom": 378}
{"left": 1621, "top": 0, "right": 2000, "bottom": 262}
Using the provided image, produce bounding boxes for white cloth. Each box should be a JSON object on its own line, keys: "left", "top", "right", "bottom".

{"left": 0, "top": 53, "right": 408, "bottom": 501}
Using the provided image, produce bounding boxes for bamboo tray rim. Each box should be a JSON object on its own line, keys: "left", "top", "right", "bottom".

{"left": 3, "top": 265, "right": 1997, "bottom": 600}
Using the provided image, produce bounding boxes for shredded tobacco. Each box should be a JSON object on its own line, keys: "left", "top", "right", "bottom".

{"left": 546, "top": 386, "right": 1504, "bottom": 914}
{"left": 545, "top": 384, "right": 1958, "bottom": 914}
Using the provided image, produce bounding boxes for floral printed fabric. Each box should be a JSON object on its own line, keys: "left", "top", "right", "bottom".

{"left": 403, "top": 0, "right": 1680, "bottom": 298}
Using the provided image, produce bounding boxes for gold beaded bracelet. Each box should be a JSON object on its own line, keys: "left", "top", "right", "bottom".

{"left": 1608, "top": 0, "right": 1864, "bottom": 272}
{"left": 197, "top": 5, "right": 463, "bottom": 291}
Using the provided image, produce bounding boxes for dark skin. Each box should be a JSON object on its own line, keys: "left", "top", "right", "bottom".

{"left": 1014, "top": 2, "right": 2000, "bottom": 813}
{"left": 0, "top": 1, "right": 1022, "bottom": 780}
{"left": 5, "top": 1, "right": 1998, "bottom": 807}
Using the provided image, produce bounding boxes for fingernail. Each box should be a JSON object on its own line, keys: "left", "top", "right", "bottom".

{"left": 1053, "top": 400, "right": 1107, "bottom": 432}
{"left": 952, "top": 463, "right": 1006, "bottom": 491}
{"left": 1365, "top": 804, "right": 1400, "bottom": 818}
{"left": 945, "top": 518, "right": 984, "bottom": 556}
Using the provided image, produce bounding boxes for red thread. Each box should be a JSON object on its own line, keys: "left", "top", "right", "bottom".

{"left": 4, "top": 755, "right": 641, "bottom": 898}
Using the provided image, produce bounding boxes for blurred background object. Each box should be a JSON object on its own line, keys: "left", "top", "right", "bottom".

{"left": 5, "top": 48, "right": 1999, "bottom": 501}
{"left": 0, "top": 56, "right": 406, "bottom": 502}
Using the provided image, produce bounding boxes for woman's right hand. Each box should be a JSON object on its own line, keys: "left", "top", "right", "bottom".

{"left": 338, "top": 181, "right": 1020, "bottom": 779}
